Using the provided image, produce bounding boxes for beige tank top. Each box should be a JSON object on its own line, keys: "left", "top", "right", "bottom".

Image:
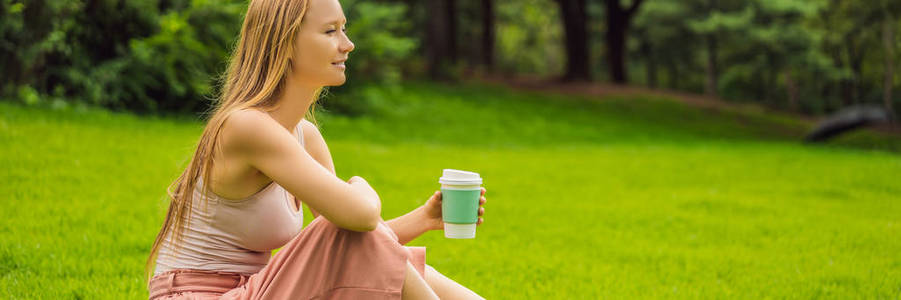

{"left": 154, "top": 123, "right": 305, "bottom": 276}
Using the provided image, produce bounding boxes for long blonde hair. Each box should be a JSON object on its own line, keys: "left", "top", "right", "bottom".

{"left": 145, "top": 0, "right": 322, "bottom": 282}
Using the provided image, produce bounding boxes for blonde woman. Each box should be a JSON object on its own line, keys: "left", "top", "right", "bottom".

{"left": 145, "top": 0, "right": 487, "bottom": 298}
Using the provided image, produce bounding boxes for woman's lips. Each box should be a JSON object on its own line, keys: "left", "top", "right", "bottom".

{"left": 332, "top": 62, "right": 345, "bottom": 70}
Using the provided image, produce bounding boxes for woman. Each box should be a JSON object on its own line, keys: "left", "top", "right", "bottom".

{"left": 145, "top": 0, "right": 487, "bottom": 298}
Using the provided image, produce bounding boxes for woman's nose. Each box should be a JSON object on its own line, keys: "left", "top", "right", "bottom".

{"left": 341, "top": 39, "right": 355, "bottom": 53}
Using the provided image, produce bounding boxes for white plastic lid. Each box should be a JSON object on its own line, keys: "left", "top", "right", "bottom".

{"left": 444, "top": 223, "right": 476, "bottom": 239}
{"left": 439, "top": 169, "right": 482, "bottom": 185}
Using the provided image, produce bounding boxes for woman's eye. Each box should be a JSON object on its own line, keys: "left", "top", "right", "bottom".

{"left": 326, "top": 27, "right": 347, "bottom": 34}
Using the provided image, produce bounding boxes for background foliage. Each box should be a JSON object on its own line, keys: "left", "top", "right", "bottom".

{"left": 0, "top": 0, "right": 415, "bottom": 115}
{"left": 4, "top": 0, "right": 897, "bottom": 116}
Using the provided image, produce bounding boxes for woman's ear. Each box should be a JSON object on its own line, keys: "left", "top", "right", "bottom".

{"left": 286, "top": 50, "right": 296, "bottom": 67}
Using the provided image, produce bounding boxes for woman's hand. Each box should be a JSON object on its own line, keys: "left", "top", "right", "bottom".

{"left": 386, "top": 187, "right": 486, "bottom": 244}
{"left": 421, "top": 188, "right": 487, "bottom": 231}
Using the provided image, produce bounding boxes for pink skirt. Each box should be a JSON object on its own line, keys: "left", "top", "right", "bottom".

{"left": 148, "top": 216, "right": 426, "bottom": 299}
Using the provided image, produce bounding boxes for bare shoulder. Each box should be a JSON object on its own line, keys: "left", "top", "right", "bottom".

{"left": 220, "top": 109, "right": 294, "bottom": 156}
{"left": 300, "top": 119, "right": 324, "bottom": 142}
{"left": 299, "top": 119, "right": 335, "bottom": 173}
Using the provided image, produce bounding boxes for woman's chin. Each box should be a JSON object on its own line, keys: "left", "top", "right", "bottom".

{"left": 327, "top": 76, "right": 347, "bottom": 86}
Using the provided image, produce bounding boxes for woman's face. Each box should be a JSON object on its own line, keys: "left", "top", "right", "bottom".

{"left": 291, "top": 0, "right": 354, "bottom": 87}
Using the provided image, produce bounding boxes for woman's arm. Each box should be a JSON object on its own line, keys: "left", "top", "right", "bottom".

{"left": 386, "top": 202, "right": 440, "bottom": 245}
{"left": 299, "top": 119, "right": 432, "bottom": 243}
{"left": 299, "top": 120, "right": 331, "bottom": 219}
{"left": 300, "top": 119, "right": 485, "bottom": 245}
{"left": 220, "top": 110, "right": 380, "bottom": 232}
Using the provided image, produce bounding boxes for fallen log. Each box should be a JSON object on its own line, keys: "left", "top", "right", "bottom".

{"left": 804, "top": 105, "right": 894, "bottom": 143}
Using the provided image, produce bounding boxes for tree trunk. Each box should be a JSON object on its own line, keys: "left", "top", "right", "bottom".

{"left": 829, "top": 49, "right": 854, "bottom": 107}
{"left": 425, "top": 0, "right": 456, "bottom": 79}
{"left": 605, "top": 11, "right": 627, "bottom": 83}
{"left": 704, "top": 35, "right": 718, "bottom": 97}
{"left": 605, "top": 0, "right": 624, "bottom": 83}
{"left": 765, "top": 58, "right": 777, "bottom": 105}
{"left": 556, "top": 0, "right": 591, "bottom": 81}
{"left": 846, "top": 41, "right": 864, "bottom": 105}
{"left": 604, "top": 0, "right": 644, "bottom": 84}
{"left": 667, "top": 62, "right": 679, "bottom": 89}
{"left": 481, "top": 0, "right": 495, "bottom": 71}
{"left": 883, "top": 16, "right": 895, "bottom": 113}
{"left": 784, "top": 70, "right": 799, "bottom": 111}
{"left": 639, "top": 35, "right": 656, "bottom": 88}
{"left": 447, "top": 0, "right": 458, "bottom": 64}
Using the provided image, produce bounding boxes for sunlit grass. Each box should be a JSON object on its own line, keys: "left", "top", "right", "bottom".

{"left": 1, "top": 81, "right": 899, "bottom": 298}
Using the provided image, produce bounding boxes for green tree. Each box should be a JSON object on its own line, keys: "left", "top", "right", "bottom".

{"left": 686, "top": 1, "right": 752, "bottom": 97}
{"left": 496, "top": 0, "right": 563, "bottom": 77}
{"left": 1, "top": 0, "right": 159, "bottom": 108}
{"left": 632, "top": 0, "right": 699, "bottom": 89}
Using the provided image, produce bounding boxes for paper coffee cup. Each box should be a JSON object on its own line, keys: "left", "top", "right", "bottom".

{"left": 439, "top": 169, "right": 482, "bottom": 239}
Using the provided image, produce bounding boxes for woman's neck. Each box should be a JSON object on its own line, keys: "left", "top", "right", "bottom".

{"left": 268, "top": 76, "right": 319, "bottom": 132}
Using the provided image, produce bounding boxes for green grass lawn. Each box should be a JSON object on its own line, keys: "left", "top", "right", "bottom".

{"left": 1, "top": 81, "right": 900, "bottom": 298}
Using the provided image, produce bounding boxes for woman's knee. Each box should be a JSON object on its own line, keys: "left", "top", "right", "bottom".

{"left": 364, "top": 221, "right": 401, "bottom": 243}
{"left": 424, "top": 264, "right": 436, "bottom": 275}
{"left": 310, "top": 217, "right": 395, "bottom": 238}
